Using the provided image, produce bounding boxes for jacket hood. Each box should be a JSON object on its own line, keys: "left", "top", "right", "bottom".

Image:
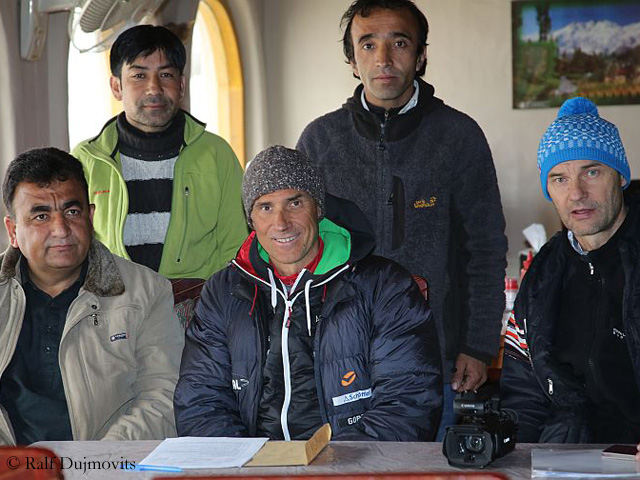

{"left": 0, "top": 239, "right": 125, "bottom": 297}
{"left": 75, "top": 110, "right": 207, "bottom": 159}
{"left": 343, "top": 77, "right": 444, "bottom": 142}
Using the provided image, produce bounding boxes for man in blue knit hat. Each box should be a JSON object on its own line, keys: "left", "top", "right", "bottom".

{"left": 501, "top": 97, "right": 640, "bottom": 444}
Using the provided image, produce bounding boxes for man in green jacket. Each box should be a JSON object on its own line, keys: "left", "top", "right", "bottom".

{"left": 0, "top": 148, "right": 183, "bottom": 445}
{"left": 72, "top": 25, "right": 247, "bottom": 317}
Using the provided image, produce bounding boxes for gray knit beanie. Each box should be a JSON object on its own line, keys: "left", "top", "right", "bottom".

{"left": 242, "top": 145, "right": 325, "bottom": 228}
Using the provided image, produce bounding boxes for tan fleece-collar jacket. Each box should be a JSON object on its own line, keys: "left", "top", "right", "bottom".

{"left": 0, "top": 239, "right": 184, "bottom": 445}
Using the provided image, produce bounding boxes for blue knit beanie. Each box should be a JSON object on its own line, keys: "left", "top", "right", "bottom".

{"left": 537, "top": 97, "right": 629, "bottom": 201}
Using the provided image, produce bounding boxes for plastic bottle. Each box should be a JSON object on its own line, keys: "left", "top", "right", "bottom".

{"left": 501, "top": 277, "right": 518, "bottom": 334}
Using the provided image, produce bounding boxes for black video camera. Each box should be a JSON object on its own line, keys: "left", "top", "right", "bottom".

{"left": 442, "top": 386, "right": 517, "bottom": 468}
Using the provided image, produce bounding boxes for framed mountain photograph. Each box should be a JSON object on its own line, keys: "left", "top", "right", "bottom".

{"left": 512, "top": 0, "right": 640, "bottom": 108}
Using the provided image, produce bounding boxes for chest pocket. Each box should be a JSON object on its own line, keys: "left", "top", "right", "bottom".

{"left": 68, "top": 306, "right": 140, "bottom": 371}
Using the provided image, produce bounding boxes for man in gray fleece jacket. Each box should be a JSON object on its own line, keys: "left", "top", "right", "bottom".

{"left": 297, "top": 0, "right": 507, "bottom": 439}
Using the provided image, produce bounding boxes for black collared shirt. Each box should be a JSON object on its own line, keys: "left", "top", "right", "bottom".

{"left": 0, "top": 259, "right": 87, "bottom": 444}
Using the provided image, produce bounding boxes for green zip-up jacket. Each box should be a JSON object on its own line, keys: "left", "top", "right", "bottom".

{"left": 72, "top": 111, "right": 248, "bottom": 280}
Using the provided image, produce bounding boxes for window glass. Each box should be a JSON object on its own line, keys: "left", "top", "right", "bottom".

{"left": 190, "top": 5, "right": 220, "bottom": 135}
{"left": 190, "top": 0, "right": 245, "bottom": 164}
{"left": 67, "top": 47, "right": 115, "bottom": 148}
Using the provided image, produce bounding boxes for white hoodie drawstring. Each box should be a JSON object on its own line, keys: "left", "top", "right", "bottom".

{"left": 267, "top": 268, "right": 278, "bottom": 309}
{"left": 304, "top": 279, "right": 313, "bottom": 336}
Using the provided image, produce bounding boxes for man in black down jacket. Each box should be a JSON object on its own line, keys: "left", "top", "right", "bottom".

{"left": 174, "top": 146, "right": 442, "bottom": 441}
{"left": 296, "top": 0, "right": 507, "bottom": 439}
{"left": 501, "top": 97, "right": 640, "bottom": 444}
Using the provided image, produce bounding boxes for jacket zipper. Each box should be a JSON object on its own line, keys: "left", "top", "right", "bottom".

{"left": 280, "top": 299, "right": 294, "bottom": 441}
{"left": 313, "top": 311, "right": 329, "bottom": 424}
{"left": 378, "top": 110, "right": 389, "bottom": 151}
{"left": 251, "top": 297, "right": 267, "bottom": 436}
{"left": 59, "top": 301, "right": 100, "bottom": 440}
{"left": 176, "top": 186, "right": 190, "bottom": 263}
{"left": 587, "top": 263, "right": 604, "bottom": 394}
{"left": 525, "top": 314, "right": 555, "bottom": 400}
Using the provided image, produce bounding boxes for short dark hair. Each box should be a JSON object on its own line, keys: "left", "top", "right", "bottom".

{"left": 341, "top": 0, "right": 429, "bottom": 77}
{"left": 3, "top": 148, "right": 89, "bottom": 216}
{"left": 110, "top": 25, "right": 187, "bottom": 77}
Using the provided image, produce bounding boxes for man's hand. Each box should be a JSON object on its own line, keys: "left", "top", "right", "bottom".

{"left": 451, "top": 353, "right": 488, "bottom": 392}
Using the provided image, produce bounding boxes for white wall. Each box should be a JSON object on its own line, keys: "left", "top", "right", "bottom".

{"left": 260, "top": 0, "right": 640, "bottom": 275}
{"left": 0, "top": 3, "right": 70, "bottom": 249}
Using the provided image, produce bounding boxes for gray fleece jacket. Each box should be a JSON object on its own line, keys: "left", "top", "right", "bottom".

{"left": 297, "top": 79, "right": 507, "bottom": 374}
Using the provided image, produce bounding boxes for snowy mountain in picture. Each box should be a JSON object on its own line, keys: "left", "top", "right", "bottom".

{"left": 551, "top": 20, "right": 640, "bottom": 55}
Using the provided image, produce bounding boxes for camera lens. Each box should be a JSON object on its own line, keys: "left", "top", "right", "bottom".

{"left": 464, "top": 435, "right": 485, "bottom": 453}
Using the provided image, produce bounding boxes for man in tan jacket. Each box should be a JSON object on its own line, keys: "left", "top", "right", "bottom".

{"left": 0, "top": 147, "right": 183, "bottom": 445}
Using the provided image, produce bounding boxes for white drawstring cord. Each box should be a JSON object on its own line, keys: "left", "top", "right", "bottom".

{"left": 267, "top": 268, "right": 278, "bottom": 308}
{"left": 304, "top": 279, "right": 313, "bottom": 336}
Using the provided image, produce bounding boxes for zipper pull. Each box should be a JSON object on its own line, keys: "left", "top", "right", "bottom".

{"left": 589, "top": 262, "right": 594, "bottom": 275}
{"left": 547, "top": 378, "right": 554, "bottom": 395}
{"left": 378, "top": 111, "right": 389, "bottom": 151}
{"left": 184, "top": 186, "right": 190, "bottom": 196}
{"left": 387, "top": 191, "right": 394, "bottom": 205}
{"left": 284, "top": 301, "right": 293, "bottom": 328}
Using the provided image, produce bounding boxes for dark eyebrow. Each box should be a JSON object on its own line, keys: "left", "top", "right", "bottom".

{"left": 391, "top": 31, "right": 412, "bottom": 40}
{"left": 580, "top": 162, "right": 602, "bottom": 171}
{"left": 63, "top": 200, "right": 83, "bottom": 210}
{"left": 286, "top": 193, "right": 304, "bottom": 202}
{"left": 357, "top": 33, "right": 376, "bottom": 44}
{"left": 129, "top": 63, "right": 177, "bottom": 71}
{"left": 30, "top": 205, "right": 51, "bottom": 214}
{"left": 358, "top": 31, "right": 412, "bottom": 44}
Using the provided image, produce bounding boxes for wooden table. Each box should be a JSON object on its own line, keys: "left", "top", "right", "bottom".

{"left": 28, "top": 440, "right": 597, "bottom": 479}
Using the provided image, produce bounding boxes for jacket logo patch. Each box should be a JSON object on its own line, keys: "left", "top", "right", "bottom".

{"left": 414, "top": 197, "right": 437, "bottom": 209}
{"left": 337, "top": 413, "right": 363, "bottom": 429}
{"left": 232, "top": 376, "right": 249, "bottom": 391}
{"left": 341, "top": 371, "right": 356, "bottom": 387}
{"left": 110, "top": 332, "right": 128, "bottom": 342}
{"left": 332, "top": 388, "right": 372, "bottom": 407}
{"left": 94, "top": 190, "right": 110, "bottom": 195}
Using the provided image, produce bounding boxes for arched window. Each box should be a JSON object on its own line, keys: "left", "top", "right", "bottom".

{"left": 190, "top": 0, "right": 245, "bottom": 165}
{"left": 67, "top": 47, "right": 116, "bottom": 148}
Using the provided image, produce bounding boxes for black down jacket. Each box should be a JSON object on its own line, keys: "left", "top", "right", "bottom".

{"left": 501, "top": 204, "right": 640, "bottom": 442}
{"left": 174, "top": 196, "right": 443, "bottom": 441}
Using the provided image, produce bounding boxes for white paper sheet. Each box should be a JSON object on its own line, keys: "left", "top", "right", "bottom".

{"left": 138, "top": 436, "right": 269, "bottom": 469}
{"left": 532, "top": 449, "right": 640, "bottom": 478}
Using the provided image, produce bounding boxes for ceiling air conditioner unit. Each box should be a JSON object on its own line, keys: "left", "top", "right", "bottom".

{"left": 21, "top": 0, "right": 165, "bottom": 61}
